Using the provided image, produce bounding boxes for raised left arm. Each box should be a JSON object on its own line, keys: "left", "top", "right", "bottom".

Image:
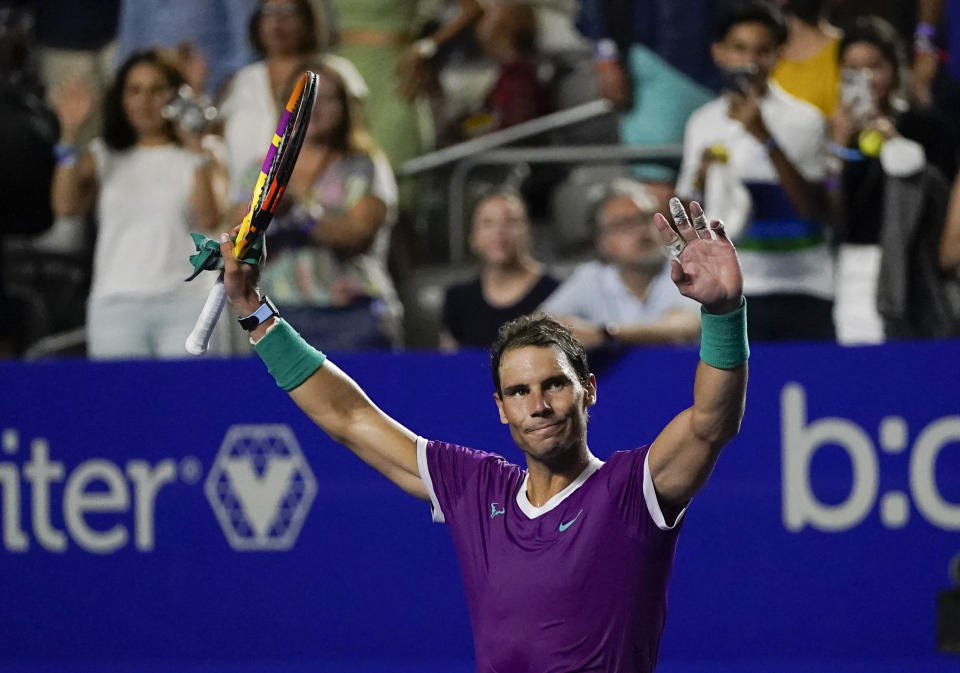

{"left": 648, "top": 200, "right": 748, "bottom": 520}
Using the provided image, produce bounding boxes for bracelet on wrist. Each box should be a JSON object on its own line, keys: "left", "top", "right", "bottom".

{"left": 914, "top": 23, "right": 938, "bottom": 55}
{"left": 914, "top": 36, "right": 937, "bottom": 55}
{"left": 915, "top": 22, "right": 937, "bottom": 40}
{"left": 301, "top": 202, "right": 325, "bottom": 235}
{"left": 822, "top": 176, "right": 842, "bottom": 191}
{"left": 828, "top": 141, "right": 864, "bottom": 162}
{"left": 54, "top": 143, "right": 79, "bottom": 167}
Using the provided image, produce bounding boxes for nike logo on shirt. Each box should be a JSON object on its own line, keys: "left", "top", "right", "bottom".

{"left": 558, "top": 509, "right": 583, "bottom": 532}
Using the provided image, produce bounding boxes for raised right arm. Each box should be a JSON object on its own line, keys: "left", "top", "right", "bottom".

{"left": 288, "top": 360, "right": 426, "bottom": 500}
{"left": 220, "top": 234, "right": 428, "bottom": 501}
{"left": 50, "top": 79, "right": 98, "bottom": 216}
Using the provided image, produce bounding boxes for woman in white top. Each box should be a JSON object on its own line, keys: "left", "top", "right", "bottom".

{"left": 51, "top": 49, "right": 227, "bottom": 358}
{"left": 218, "top": 0, "right": 367, "bottom": 200}
{"left": 234, "top": 60, "right": 402, "bottom": 350}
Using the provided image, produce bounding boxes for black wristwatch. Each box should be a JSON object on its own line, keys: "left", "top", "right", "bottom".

{"left": 238, "top": 296, "right": 279, "bottom": 331}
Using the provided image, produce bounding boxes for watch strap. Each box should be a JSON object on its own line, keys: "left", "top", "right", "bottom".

{"left": 238, "top": 296, "right": 279, "bottom": 331}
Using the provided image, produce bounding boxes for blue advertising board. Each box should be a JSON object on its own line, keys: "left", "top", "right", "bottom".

{"left": 0, "top": 340, "right": 958, "bottom": 672}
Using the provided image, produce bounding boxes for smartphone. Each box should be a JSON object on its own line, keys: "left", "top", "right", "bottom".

{"left": 841, "top": 68, "right": 875, "bottom": 122}
{"left": 721, "top": 65, "right": 759, "bottom": 95}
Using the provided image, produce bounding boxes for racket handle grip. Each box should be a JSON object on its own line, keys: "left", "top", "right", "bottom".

{"left": 185, "top": 278, "right": 227, "bottom": 356}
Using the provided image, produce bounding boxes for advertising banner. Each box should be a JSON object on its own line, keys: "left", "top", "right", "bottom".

{"left": 1, "top": 341, "right": 958, "bottom": 672}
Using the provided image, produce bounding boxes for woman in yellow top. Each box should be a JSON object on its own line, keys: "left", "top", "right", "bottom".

{"left": 772, "top": 0, "right": 840, "bottom": 117}
{"left": 331, "top": 0, "right": 482, "bottom": 168}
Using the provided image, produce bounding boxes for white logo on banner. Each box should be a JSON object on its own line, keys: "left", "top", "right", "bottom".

{"left": 0, "top": 429, "right": 193, "bottom": 553}
{"left": 204, "top": 425, "right": 317, "bottom": 551}
{"left": 781, "top": 383, "right": 960, "bottom": 532}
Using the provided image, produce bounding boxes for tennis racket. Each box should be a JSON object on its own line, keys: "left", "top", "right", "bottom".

{"left": 185, "top": 70, "right": 318, "bottom": 355}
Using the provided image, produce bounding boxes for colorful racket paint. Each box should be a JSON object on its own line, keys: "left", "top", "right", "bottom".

{"left": 185, "top": 71, "right": 318, "bottom": 356}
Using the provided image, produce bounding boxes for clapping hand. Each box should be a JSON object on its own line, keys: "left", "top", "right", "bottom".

{"left": 653, "top": 199, "right": 743, "bottom": 315}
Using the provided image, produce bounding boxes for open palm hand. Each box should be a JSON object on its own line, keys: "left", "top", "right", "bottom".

{"left": 653, "top": 199, "right": 743, "bottom": 315}
{"left": 51, "top": 78, "right": 95, "bottom": 140}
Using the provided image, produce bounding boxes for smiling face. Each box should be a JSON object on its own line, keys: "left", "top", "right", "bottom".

{"left": 494, "top": 345, "right": 596, "bottom": 464}
{"left": 121, "top": 62, "right": 174, "bottom": 138}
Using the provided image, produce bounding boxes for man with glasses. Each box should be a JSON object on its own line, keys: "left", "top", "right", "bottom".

{"left": 540, "top": 179, "right": 700, "bottom": 349}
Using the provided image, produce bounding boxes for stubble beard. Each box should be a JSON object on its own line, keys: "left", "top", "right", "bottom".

{"left": 515, "top": 416, "right": 588, "bottom": 470}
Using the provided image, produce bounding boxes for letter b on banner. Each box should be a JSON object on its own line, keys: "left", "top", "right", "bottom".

{"left": 782, "top": 383, "right": 878, "bottom": 532}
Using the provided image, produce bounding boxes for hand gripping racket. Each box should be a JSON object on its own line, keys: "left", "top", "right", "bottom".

{"left": 185, "top": 71, "right": 318, "bottom": 355}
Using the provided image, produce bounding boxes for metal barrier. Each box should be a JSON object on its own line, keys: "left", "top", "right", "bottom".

{"left": 397, "top": 99, "right": 683, "bottom": 263}
{"left": 397, "top": 100, "right": 615, "bottom": 177}
{"left": 443, "top": 144, "right": 683, "bottom": 263}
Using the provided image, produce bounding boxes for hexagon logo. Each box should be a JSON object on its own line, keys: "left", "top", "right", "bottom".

{"left": 205, "top": 424, "right": 317, "bottom": 551}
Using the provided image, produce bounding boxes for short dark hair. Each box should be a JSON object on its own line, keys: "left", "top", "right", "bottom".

{"left": 248, "top": 0, "right": 325, "bottom": 57}
{"left": 490, "top": 314, "right": 590, "bottom": 397}
{"left": 103, "top": 49, "right": 184, "bottom": 151}
{"left": 713, "top": 0, "right": 788, "bottom": 46}
{"left": 782, "top": 0, "right": 828, "bottom": 27}
{"left": 838, "top": 16, "right": 904, "bottom": 75}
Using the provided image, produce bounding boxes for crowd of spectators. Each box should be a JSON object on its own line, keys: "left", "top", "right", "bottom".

{"left": 2, "top": 0, "right": 959, "bottom": 359}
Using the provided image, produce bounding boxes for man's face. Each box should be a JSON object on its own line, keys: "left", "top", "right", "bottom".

{"left": 711, "top": 21, "right": 780, "bottom": 84}
{"left": 597, "top": 194, "right": 666, "bottom": 272}
{"left": 494, "top": 345, "right": 596, "bottom": 463}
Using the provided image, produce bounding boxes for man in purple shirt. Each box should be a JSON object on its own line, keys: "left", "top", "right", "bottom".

{"left": 220, "top": 199, "right": 748, "bottom": 672}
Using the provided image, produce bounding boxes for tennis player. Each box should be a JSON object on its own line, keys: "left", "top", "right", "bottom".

{"left": 219, "top": 198, "right": 748, "bottom": 673}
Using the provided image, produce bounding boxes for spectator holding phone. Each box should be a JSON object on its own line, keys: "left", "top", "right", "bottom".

{"left": 676, "top": 0, "right": 833, "bottom": 342}
{"left": 51, "top": 49, "right": 228, "bottom": 358}
{"left": 828, "top": 16, "right": 959, "bottom": 342}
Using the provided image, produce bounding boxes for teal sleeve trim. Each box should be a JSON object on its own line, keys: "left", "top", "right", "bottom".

{"left": 699, "top": 299, "right": 750, "bottom": 369}
{"left": 253, "top": 318, "right": 326, "bottom": 391}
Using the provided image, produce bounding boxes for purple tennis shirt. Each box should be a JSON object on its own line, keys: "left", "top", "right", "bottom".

{"left": 417, "top": 438, "right": 686, "bottom": 673}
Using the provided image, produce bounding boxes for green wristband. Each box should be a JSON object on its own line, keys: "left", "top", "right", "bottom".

{"left": 254, "top": 318, "right": 326, "bottom": 391}
{"left": 699, "top": 299, "right": 750, "bottom": 369}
